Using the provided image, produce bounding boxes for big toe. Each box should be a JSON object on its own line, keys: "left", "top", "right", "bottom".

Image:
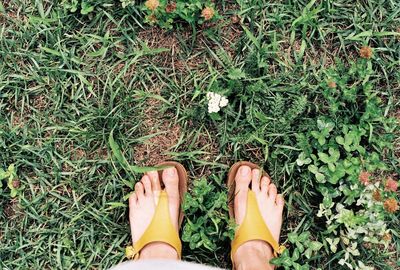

{"left": 234, "top": 165, "right": 252, "bottom": 225}
{"left": 235, "top": 165, "right": 252, "bottom": 187}
{"left": 268, "top": 183, "right": 278, "bottom": 202}
{"left": 162, "top": 166, "right": 180, "bottom": 230}
{"left": 162, "top": 167, "right": 179, "bottom": 188}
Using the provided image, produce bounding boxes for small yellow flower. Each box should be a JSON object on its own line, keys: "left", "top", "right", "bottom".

{"left": 125, "top": 246, "right": 135, "bottom": 259}
{"left": 359, "top": 46, "right": 373, "bottom": 59}
{"left": 201, "top": 7, "right": 215, "bottom": 21}
{"left": 145, "top": 0, "right": 159, "bottom": 11}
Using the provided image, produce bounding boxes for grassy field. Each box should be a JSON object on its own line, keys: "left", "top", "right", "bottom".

{"left": 0, "top": 0, "right": 399, "bottom": 269}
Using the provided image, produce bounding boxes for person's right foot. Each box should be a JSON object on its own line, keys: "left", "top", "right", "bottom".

{"left": 233, "top": 165, "right": 284, "bottom": 270}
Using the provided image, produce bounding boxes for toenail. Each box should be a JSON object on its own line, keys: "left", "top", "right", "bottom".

{"left": 165, "top": 167, "right": 176, "bottom": 176}
{"left": 240, "top": 166, "right": 251, "bottom": 176}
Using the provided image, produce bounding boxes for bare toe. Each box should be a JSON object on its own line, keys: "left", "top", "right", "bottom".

{"left": 251, "top": 169, "right": 261, "bottom": 193}
{"left": 162, "top": 167, "right": 179, "bottom": 187}
{"left": 268, "top": 183, "right": 278, "bottom": 202}
{"left": 147, "top": 171, "right": 161, "bottom": 191}
{"left": 235, "top": 165, "right": 252, "bottom": 186}
{"left": 260, "top": 176, "right": 269, "bottom": 193}
{"left": 141, "top": 175, "right": 153, "bottom": 196}
{"left": 234, "top": 165, "right": 252, "bottom": 225}
{"left": 135, "top": 182, "right": 144, "bottom": 199}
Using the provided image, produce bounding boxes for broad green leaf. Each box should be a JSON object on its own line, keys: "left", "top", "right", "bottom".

{"left": 326, "top": 238, "right": 339, "bottom": 253}
{"left": 322, "top": 196, "right": 333, "bottom": 208}
{"left": 328, "top": 162, "right": 335, "bottom": 172}
{"left": 310, "top": 131, "right": 319, "bottom": 139}
{"left": 309, "top": 241, "right": 323, "bottom": 251}
{"left": 336, "top": 136, "right": 345, "bottom": 145}
{"left": 304, "top": 248, "right": 312, "bottom": 259}
{"left": 292, "top": 248, "right": 300, "bottom": 261}
{"left": 288, "top": 232, "right": 298, "bottom": 243}
{"left": 328, "top": 148, "right": 340, "bottom": 162}
{"left": 316, "top": 172, "right": 326, "bottom": 183}
{"left": 0, "top": 2, "right": 5, "bottom": 13}
{"left": 10, "top": 189, "right": 17, "bottom": 197}
{"left": 325, "top": 122, "right": 335, "bottom": 132}
{"left": 318, "top": 152, "right": 331, "bottom": 164}
{"left": 296, "top": 153, "right": 312, "bottom": 166}
{"left": 307, "top": 165, "right": 319, "bottom": 174}
{"left": 318, "top": 137, "right": 326, "bottom": 146}
{"left": 0, "top": 168, "right": 8, "bottom": 180}
{"left": 344, "top": 133, "right": 354, "bottom": 145}
{"left": 298, "top": 231, "right": 310, "bottom": 242}
{"left": 294, "top": 262, "right": 303, "bottom": 270}
{"left": 81, "top": 1, "right": 94, "bottom": 14}
{"left": 296, "top": 242, "right": 305, "bottom": 253}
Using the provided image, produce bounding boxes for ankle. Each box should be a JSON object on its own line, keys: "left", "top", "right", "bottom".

{"left": 139, "top": 242, "right": 178, "bottom": 260}
{"left": 234, "top": 241, "right": 274, "bottom": 270}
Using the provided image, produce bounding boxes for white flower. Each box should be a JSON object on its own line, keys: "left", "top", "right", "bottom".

{"left": 219, "top": 96, "right": 228, "bottom": 107}
{"left": 206, "top": 92, "right": 229, "bottom": 114}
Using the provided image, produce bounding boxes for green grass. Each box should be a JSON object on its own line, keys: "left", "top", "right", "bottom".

{"left": 1, "top": 0, "right": 399, "bottom": 269}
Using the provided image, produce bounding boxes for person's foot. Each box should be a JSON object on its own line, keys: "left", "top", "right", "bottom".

{"left": 233, "top": 165, "right": 284, "bottom": 270}
{"left": 129, "top": 167, "right": 181, "bottom": 260}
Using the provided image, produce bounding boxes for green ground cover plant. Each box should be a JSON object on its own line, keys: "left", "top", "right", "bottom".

{"left": 1, "top": 0, "right": 399, "bottom": 269}
{"left": 61, "top": 0, "right": 219, "bottom": 28}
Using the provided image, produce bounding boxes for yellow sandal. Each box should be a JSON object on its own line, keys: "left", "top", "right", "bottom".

{"left": 128, "top": 161, "right": 188, "bottom": 260}
{"left": 227, "top": 161, "right": 285, "bottom": 264}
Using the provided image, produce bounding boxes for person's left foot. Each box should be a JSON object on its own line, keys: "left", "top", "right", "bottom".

{"left": 129, "top": 167, "right": 181, "bottom": 260}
